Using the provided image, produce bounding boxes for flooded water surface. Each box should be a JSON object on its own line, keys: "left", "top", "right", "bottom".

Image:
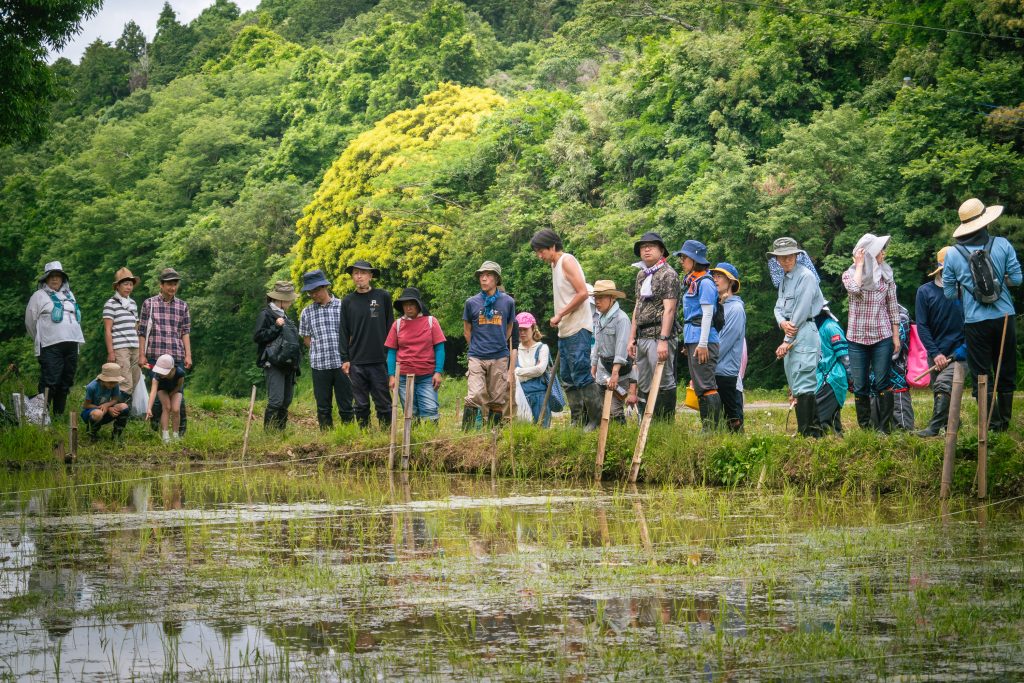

{"left": 0, "top": 466, "right": 1021, "bottom": 680}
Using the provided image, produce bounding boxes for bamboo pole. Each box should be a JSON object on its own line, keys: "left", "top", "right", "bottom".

{"left": 241, "top": 384, "right": 257, "bottom": 459}
{"left": 69, "top": 411, "right": 78, "bottom": 460}
{"left": 401, "top": 374, "right": 414, "bottom": 471}
{"left": 594, "top": 386, "right": 614, "bottom": 482}
{"left": 539, "top": 348, "right": 561, "bottom": 423}
{"left": 628, "top": 361, "right": 665, "bottom": 483}
{"left": 507, "top": 345, "right": 518, "bottom": 424}
{"left": 43, "top": 387, "right": 50, "bottom": 428}
{"left": 977, "top": 374, "right": 988, "bottom": 499}
{"left": 388, "top": 362, "right": 401, "bottom": 470}
{"left": 490, "top": 425, "right": 498, "bottom": 479}
{"left": 985, "top": 314, "right": 1009, "bottom": 432}
{"left": 940, "top": 362, "right": 965, "bottom": 500}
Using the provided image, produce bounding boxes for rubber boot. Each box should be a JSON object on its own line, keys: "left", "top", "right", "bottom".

{"left": 915, "top": 393, "right": 950, "bottom": 437}
{"left": 461, "top": 406, "right": 478, "bottom": 432}
{"left": 795, "top": 394, "right": 822, "bottom": 438}
{"left": 264, "top": 406, "right": 278, "bottom": 431}
{"left": 582, "top": 383, "right": 603, "bottom": 433}
{"left": 854, "top": 395, "right": 872, "bottom": 429}
{"left": 276, "top": 408, "right": 289, "bottom": 430}
{"left": 704, "top": 392, "right": 723, "bottom": 431}
{"left": 87, "top": 419, "right": 101, "bottom": 443}
{"left": 990, "top": 392, "right": 1014, "bottom": 433}
{"left": 875, "top": 391, "right": 894, "bottom": 434}
{"left": 178, "top": 400, "right": 188, "bottom": 437}
{"left": 727, "top": 418, "right": 744, "bottom": 433}
{"left": 51, "top": 388, "right": 68, "bottom": 417}
{"left": 654, "top": 387, "right": 677, "bottom": 422}
{"left": 112, "top": 412, "right": 128, "bottom": 441}
{"left": 488, "top": 410, "right": 503, "bottom": 427}
{"left": 566, "top": 388, "right": 585, "bottom": 428}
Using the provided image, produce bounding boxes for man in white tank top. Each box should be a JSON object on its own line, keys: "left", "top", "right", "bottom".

{"left": 530, "top": 229, "right": 601, "bottom": 431}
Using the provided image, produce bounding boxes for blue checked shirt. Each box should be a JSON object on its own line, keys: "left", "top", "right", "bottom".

{"left": 299, "top": 297, "right": 343, "bottom": 370}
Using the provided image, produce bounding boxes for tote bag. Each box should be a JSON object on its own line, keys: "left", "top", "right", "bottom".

{"left": 906, "top": 324, "right": 930, "bottom": 389}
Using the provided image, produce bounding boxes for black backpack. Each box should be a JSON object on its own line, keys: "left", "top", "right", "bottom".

{"left": 955, "top": 238, "right": 1002, "bottom": 306}
{"left": 266, "top": 318, "right": 302, "bottom": 369}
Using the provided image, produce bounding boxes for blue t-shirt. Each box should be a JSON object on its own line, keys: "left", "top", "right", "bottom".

{"left": 84, "top": 380, "right": 127, "bottom": 407}
{"left": 681, "top": 273, "right": 720, "bottom": 345}
{"left": 463, "top": 292, "right": 516, "bottom": 360}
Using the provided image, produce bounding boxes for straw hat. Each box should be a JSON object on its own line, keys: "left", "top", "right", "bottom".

{"left": 96, "top": 363, "right": 124, "bottom": 383}
{"left": 928, "top": 247, "right": 950, "bottom": 278}
{"left": 954, "top": 198, "right": 1003, "bottom": 238}
{"left": 112, "top": 267, "right": 140, "bottom": 289}
{"left": 591, "top": 280, "right": 625, "bottom": 299}
{"left": 267, "top": 280, "right": 297, "bottom": 302}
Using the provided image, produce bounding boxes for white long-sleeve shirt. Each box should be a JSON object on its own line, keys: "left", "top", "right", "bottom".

{"left": 515, "top": 342, "right": 550, "bottom": 381}
{"left": 25, "top": 286, "right": 85, "bottom": 356}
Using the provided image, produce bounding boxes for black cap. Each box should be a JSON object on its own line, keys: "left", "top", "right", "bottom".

{"left": 633, "top": 231, "right": 668, "bottom": 257}
{"left": 345, "top": 260, "right": 381, "bottom": 278}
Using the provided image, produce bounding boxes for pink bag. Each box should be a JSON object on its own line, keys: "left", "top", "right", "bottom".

{"left": 907, "top": 323, "right": 930, "bottom": 389}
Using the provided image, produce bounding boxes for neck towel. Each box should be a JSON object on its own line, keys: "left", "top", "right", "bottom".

{"left": 633, "top": 258, "right": 667, "bottom": 300}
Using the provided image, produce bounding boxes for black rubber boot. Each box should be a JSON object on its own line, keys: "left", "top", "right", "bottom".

{"left": 582, "top": 383, "right": 603, "bottom": 432}
{"left": 276, "top": 408, "right": 288, "bottom": 430}
{"left": 990, "top": 392, "right": 1014, "bottom": 433}
{"left": 51, "top": 388, "right": 68, "bottom": 417}
{"left": 795, "top": 393, "right": 822, "bottom": 438}
{"left": 488, "top": 410, "right": 503, "bottom": 427}
{"left": 705, "top": 392, "right": 723, "bottom": 431}
{"left": 654, "top": 387, "right": 677, "bottom": 422}
{"left": 854, "top": 396, "right": 872, "bottom": 429}
{"left": 875, "top": 391, "right": 894, "bottom": 434}
{"left": 264, "top": 406, "right": 278, "bottom": 430}
{"left": 565, "top": 388, "right": 584, "bottom": 427}
{"left": 727, "top": 418, "right": 744, "bottom": 433}
{"left": 915, "top": 393, "right": 950, "bottom": 437}
{"left": 87, "top": 420, "right": 101, "bottom": 443}
{"left": 461, "top": 406, "right": 477, "bottom": 431}
{"left": 112, "top": 413, "right": 128, "bottom": 441}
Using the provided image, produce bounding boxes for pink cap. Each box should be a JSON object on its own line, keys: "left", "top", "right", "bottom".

{"left": 152, "top": 354, "right": 175, "bottom": 377}
{"left": 515, "top": 312, "right": 537, "bottom": 327}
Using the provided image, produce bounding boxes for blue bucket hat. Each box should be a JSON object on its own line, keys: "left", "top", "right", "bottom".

{"left": 709, "top": 262, "right": 741, "bottom": 293}
{"left": 673, "top": 240, "right": 709, "bottom": 266}
{"left": 300, "top": 269, "right": 331, "bottom": 292}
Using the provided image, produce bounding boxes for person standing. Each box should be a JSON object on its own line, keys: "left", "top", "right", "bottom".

{"left": 385, "top": 287, "right": 447, "bottom": 425}
{"left": 628, "top": 232, "right": 679, "bottom": 422}
{"left": 253, "top": 281, "right": 302, "bottom": 431}
{"left": 677, "top": 241, "right": 721, "bottom": 431}
{"left": 298, "top": 269, "right": 354, "bottom": 430}
{"left": 842, "top": 234, "right": 900, "bottom": 433}
{"left": 25, "top": 261, "right": 85, "bottom": 416}
{"left": 710, "top": 263, "right": 746, "bottom": 433}
{"left": 339, "top": 260, "right": 394, "bottom": 429}
{"left": 462, "top": 261, "right": 516, "bottom": 429}
{"left": 590, "top": 280, "right": 637, "bottom": 424}
{"left": 942, "top": 198, "right": 1021, "bottom": 432}
{"left": 138, "top": 268, "right": 193, "bottom": 436}
{"left": 530, "top": 229, "right": 600, "bottom": 431}
{"left": 914, "top": 247, "right": 966, "bottom": 437}
{"left": 814, "top": 306, "right": 850, "bottom": 434}
{"left": 769, "top": 238, "right": 825, "bottom": 437}
{"left": 103, "top": 268, "right": 142, "bottom": 398}
{"left": 513, "top": 312, "right": 553, "bottom": 426}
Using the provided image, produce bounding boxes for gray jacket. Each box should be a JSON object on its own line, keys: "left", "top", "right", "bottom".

{"left": 591, "top": 303, "right": 637, "bottom": 385}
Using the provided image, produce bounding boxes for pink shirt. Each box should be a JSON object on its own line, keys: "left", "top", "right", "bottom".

{"left": 385, "top": 315, "right": 447, "bottom": 376}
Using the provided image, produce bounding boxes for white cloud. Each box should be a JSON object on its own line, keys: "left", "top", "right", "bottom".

{"left": 49, "top": 0, "right": 262, "bottom": 64}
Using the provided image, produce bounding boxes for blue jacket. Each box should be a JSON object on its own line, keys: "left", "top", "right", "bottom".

{"left": 715, "top": 295, "right": 745, "bottom": 378}
{"left": 914, "top": 281, "right": 964, "bottom": 358}
{"left": 942, "top": 236, "right": 1021, "bottom": 323}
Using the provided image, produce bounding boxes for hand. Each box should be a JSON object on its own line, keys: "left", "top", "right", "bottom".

{"left": 139, "top": 354, "right": 148, "bottom": 368}
{"left": 776, "top": 342, "right": 790, "bottom": 359}
{"left": 781, "top": 321, "right": 798, "bottom": 337}
{"left": 590, "top": 366, "right": 597, "bottom": 379}
{"left": 607, "top": 371, "right": 619, "bottom": 391}
{"left": 106, "top": 352, "right": 116, "bottom": 363}
{"left": 853, "top": 248, "right": 865, "bottom": 267}
{"left": 657, "top": 340, "right": 668, "bottom": 362}
{"left": 626, "top": 392, "right": 639, "bottom": 406}
{"left": 389, "top": 375, "right": 396, "bottom": 391}
{"left": 933, "top": 354, "right": 949, "bottom": 371}
{"left": 275, "top": 317, "right": 285, "bottom": 327}
{"left": 695, "top": 346, "right": 709, "bottom": 364}
{"left": 109, "top": 404, "right": 122, "bottom": 417}
{"left": 184, "top": 354, "right": 193, "bottom": 370}
{"left": 432, "top": 372, "right": 443, "bottom": 390}
{"left": 342, "top": 362, "right": 351, "bottom": 375}
{"left": 145, "top": 409, "right": 153, "bottom": 420}
{"left": 627, "top": 339, "right": 637, "bottom": 359}
{"left": 892, "top": 338, "right": 901, "bottom": 357}
{"left": 549, "top": 315, "right": 561, "bottom": 328}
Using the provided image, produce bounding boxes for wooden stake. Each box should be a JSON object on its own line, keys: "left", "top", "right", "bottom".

{"left": 940, "top": 362, "right": 965, "bottom": 500}
{"left": 539, "top": 348, "right": 561, "bottom": 423}
{"left": 401, "top": 374, "right": 414, "bottom": 471}
{"left": 241, "top": 384, "right": 257, "bottom": 459}
{"left": 628, "top": 361, "right": 665, "bottom": 483}
{"left": 977, "top": 374, "right": 988, "bottom": 499}
{"left": 388, "top": 362, "right": 401, "bottom": 470}
{"left": 507, "top": 345, "right": 518, "bottom": 424}
{"left": 594, "top": 386, "right": 614, "bottom": 482}
{"left": 69, "top": 411, "right": 78, "bottom": 460}
{"left": 43, "top": 387, "right": 50, "bottom": 428}
{"left": 490, "top": 426, "right": 498, "bottom": 479}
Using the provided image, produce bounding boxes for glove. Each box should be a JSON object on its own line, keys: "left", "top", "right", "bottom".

{"left": 952, "top": 344, "right": 967, "bottom": 362}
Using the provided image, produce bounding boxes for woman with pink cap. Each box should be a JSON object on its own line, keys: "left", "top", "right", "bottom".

{"left": 513, "top": 312, "right": 553, "bottom": 427}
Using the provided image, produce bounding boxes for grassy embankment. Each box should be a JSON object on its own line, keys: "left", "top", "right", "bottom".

{"left": 1, "top": 374, "right": 1021, "bottom": 495}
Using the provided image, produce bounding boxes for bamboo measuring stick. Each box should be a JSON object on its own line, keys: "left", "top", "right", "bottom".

{"left": 977, "top": 374, "right": 988, "bottom": 499}
{"left": 69, "top": 411, "right": 78, "bottom": 459}
{"left": 388, "top": 362, "right": 401, "bottom": 470}
{"left": 594, "top": 387, "right": 614, "bottom": 482}
{"left": 539, "top": 348, "right": 561, "bottom": 423}
{"left": 241, "top": 384, "right": 257, "bottom": 459}
{"left": 940, "top": 362, "right": 965, "bottom": 499}
{"left": 401, "top": 374, "right": 414, "bottom": 471}
{"left": 507, "top": 344, "right": 518, "bottom": 423}
{"left": 985, "top": 314, "right": 1009, "bottom": 432}
{"left": 628, "top": 361, "right": 665, "bottom": 483}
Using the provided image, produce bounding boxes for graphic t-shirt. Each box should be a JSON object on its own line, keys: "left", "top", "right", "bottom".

{"left": 462, "top": 292, "right": 515, "bottom": 360}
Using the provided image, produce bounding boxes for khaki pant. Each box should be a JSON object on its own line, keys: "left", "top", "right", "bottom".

{"left": 465, "top": 357, "right": 509, "bottom": 411}
{"left": 114, "top": 347, "right": 142, "bottom": 395}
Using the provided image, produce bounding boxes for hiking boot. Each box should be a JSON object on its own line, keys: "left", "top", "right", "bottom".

{"left": 915, "top": 393, "right": 950, "bottom": 437}
{"left": 582, "top": 383, "right": 603, "bottom": 433}
{"left": 727, "top": 417, "right": 744, "bottom": 433}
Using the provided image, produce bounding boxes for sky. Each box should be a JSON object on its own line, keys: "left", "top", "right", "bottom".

{"left": 49, "top": 0, "right": 262, "bottom": 64}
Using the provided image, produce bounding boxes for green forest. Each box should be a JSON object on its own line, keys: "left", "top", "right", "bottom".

{"left": 3, "top": 0, "right": 1023, "bottom": 395}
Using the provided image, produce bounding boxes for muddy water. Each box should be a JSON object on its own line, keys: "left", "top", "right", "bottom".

{"left": 0, "top": 468, "right": 1021, "bottom": 680}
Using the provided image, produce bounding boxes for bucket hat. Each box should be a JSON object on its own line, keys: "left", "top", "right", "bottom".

{"left": 38, "top": 261, "right": 67, "bottom": 283}
{"left": 96, "top": 363, "right": 125, "bottom": 383}
{"left": 954, "top": 197, "right": 1003, "bottom": 239}
{"left": 346, "top": 260, "right": 381, "bottom": 278}
{"left": 112, "top": 267, "right": 140, "bottom": 289}
{"left": 591, "top": 280, "right": 626, "bottom": 299}
{"left": 393, "top": 286, "right": 427, "bottom": 314}
{"left": 300, "top": 269, "right": 331, "bottom": 292}
{"left": 152, "top": 354, "right": 175, "bottom": 377}
{"left": 633, "top": 231, "right": 669, "bottom": 257}
{"left": 267, "top": 280, "right": 298, "bottom": 302}
{"left": 674, "top": 240, "right": 710, "bottom": 266}
{"left": 158, "top": 267, "right": 181, "bottom": 283}
{"left": 928, "top": 247, "right": 950, "bottom": 278}
{"left": 709, "top": 262, "right": 741, "bottom": 293}
{"left": 766, "top": 237, "right": 803, "bottom": 257}
{"left": 515, "top": 311, "right": 537, "bottom": 327}
{"left": 474, "top": 261, "right": 503, "bottom": 285}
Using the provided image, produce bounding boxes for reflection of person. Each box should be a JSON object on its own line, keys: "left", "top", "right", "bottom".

{"left": 340, "top": 260, "right": 394, "bottom": 429}
{"left": 25, "top": 261, "right": 84, "bottom": 416}
{"left": 298, "top": 269, "right": 353, "bottom": 430}
{"left": 462, "top": 261, "right": 515, "bottom": 429}
{"left": 385, "top": 287, "right": 446, "bottom": 425}
{"left": 102, "top": 267, "right": 141, "bottom": 396}
{"left": 590, "top": 281, "right": 637, "bottom": 424}
{"left": 81, "top": 363, "right": 129, "bottom": 442}
{"left": 253, "top": 281, "right": 301, "bottom": 431}
{"left": 710, "top": 263, "right": 746, "bottom": 433}
{"left": 769, "top": 237, "right": 825, "bottom": 437}
{"left": 513, "top": 312, "right": 552, "bottom": 427}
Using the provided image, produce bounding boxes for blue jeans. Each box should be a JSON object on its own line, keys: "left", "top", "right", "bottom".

{"left": 848, "top": 338, "right": 894, "bottom": 397}
{"left": 558, "top": 329, "right": 594, "bottom": 389}
{"left": 521, "top": 384, "right": 552, "bottom": 427}
{"left": 398, "top": 374, "right": 440, "bottom": 420}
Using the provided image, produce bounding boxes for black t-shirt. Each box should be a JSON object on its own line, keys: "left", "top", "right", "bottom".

{"left": 339, "top": 288, "right": 394, "bottom": 365}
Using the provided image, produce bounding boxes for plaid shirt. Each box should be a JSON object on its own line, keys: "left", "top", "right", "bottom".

{"left": 841, "top": 270, "right": 899, "bottom": 345}
{"left": 299, "top": 297, "right": 343, "bottom": 370}
{"left": 139, "top": 295, "right": 191, "bottom": 363}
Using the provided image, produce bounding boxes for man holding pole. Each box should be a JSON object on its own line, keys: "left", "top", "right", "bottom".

{"left": 942, "top": 198, "right": 1021, "bottom": 432}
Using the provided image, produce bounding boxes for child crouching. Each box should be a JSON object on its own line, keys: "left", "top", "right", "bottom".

{"left": 82, "top": 363, "right": 130, "bottom": 441}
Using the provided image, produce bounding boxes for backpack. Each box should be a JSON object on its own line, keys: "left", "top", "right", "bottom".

{"left": 266, "top": 318, "right": 301, "bottom": 369}
{"left": 685, "top": 275, "right": 725, "bottom": 332}
{"left": 906, "top": 323, "right": 930, "bottom": 389}
{"left": 954, "top": 237, "right": 1002, "bottom": 305}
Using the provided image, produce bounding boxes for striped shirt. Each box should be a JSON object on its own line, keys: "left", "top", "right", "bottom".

{"left": 102, "top": 294, "right": 139, "bottom": 349}
{"left": 298, "top": 297, "right": 343, "bottom": 370}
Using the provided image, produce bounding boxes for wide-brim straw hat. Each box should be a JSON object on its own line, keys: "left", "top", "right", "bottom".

{"left": 591, "top": 279, "right": 625, "bottom": 299}
{"left": 346, "top": 260, "right": 381, "bottom": 278}
{"left": 112, "top": 267, "right": 140, "bottom": 289}
{"left": 267, "top": 280, "right": 298, "bottom": 302}
{"left": 766, "top": 237, "right": 803, "bottom": 257}
{"left": 474, "top": 260, "right": 503, "bottom": 285}
{"left": 954, "top": 197, "right": 1003, "bottom": 239}
{"left": 38, "top": 261, "right": 67, "bottom": 283}
{"left": 928, "top": 246, "right": 950, "bottom": 278}
{"left": 96, "top": 363, "right": 125, "bottom": 383}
